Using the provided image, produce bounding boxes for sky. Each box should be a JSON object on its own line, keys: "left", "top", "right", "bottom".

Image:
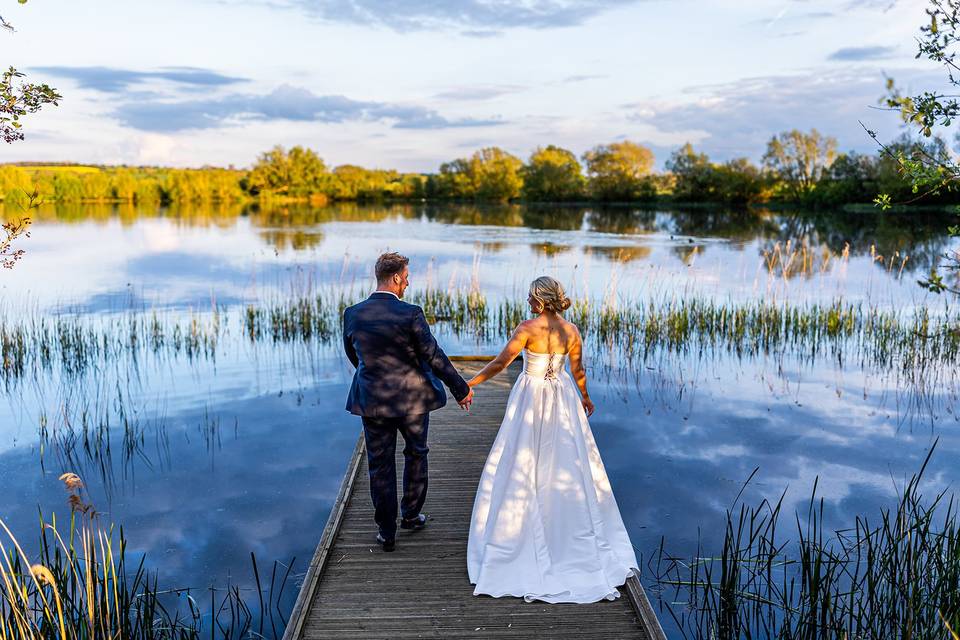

{"left": 0, "top": 0, "right": 943, "bottom": 171}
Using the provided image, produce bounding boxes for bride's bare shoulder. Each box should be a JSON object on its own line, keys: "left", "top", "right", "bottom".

{"left": 560, "top": 317, "right": 582, "bottom": 336}
{"left": 512, "top": 318, "right": 537, "bottom": 336}
{"left": 563, "top": 320, "right": 583, "bottom": 347}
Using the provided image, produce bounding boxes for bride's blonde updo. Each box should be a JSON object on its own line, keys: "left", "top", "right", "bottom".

{"left": 529, "top": 276, "right": 572, "bottom": 314}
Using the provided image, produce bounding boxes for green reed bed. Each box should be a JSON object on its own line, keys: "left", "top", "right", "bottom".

{"left": 654, "top": 446, "right": 960, "bottom": 640}
{"left": 0, "top": 292, "right": 957, "bottom": 386}
{"left": 0, "top": 474, "right": 291, "bottom": 640}
{"left": 243, "top": 294, "right": 340, "bottom": 343}
{"left": 501, "top": 297, "right": 959, "bottom": 371}
{"left": 0, "top": 312, "right": 223, "bottom": 384}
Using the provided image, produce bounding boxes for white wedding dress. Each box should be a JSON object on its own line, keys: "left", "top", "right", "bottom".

{"left": 467, "top": 349, "right": 639, "bottom": 603}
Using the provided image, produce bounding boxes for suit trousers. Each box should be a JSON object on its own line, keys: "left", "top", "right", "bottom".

{"left": 361, "top": 413, "right": 429, "bottom": 539}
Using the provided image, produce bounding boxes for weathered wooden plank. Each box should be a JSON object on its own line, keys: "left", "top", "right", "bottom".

{"left": 289, "top": 359, "right": 658, "bottom": 639}
{"left": 302, "top": 628, "right": 648, "bottom": 640}
{"left": 625, "top": 574, "right": 669, "bottom": 640}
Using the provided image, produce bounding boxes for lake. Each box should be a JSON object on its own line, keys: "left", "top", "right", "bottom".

{"left": 2, "top": 202, "right": 958, "bottom": 637}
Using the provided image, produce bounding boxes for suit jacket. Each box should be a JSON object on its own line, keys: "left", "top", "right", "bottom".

{"left": 342, "top": 292, "right": 470, "bottom": 418}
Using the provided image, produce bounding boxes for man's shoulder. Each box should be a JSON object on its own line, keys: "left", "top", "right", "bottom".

{"left": 397, "top": 298, "right": 420, "bottom": 310}
{"left": 345, "top": 296, "right": 420, "bottom": 315}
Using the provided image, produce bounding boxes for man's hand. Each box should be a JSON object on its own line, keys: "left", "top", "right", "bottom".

{"left": 458, "top": 388, "right": 474, "bottom": 411}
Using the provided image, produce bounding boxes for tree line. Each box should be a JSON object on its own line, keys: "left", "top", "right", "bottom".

{"left": 0, "top": 129, "right": 946, "bottom": 209}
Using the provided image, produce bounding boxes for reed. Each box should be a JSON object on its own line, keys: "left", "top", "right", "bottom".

{"left": 0, "top": 290, "right": 957, "bottom": 388}
{"left": 0, "top": 474, "right": 292, "bottom": 639}
{"left": 654, "top": 445, "right": 960, "bottom": 639}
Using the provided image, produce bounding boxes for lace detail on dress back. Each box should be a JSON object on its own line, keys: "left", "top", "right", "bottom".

{"left": 523, "top": 349, "right": 566, "bottom": 379}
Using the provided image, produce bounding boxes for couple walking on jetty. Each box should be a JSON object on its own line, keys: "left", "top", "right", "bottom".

{"left": 341, "top": 251, "right": 638, "bottom": 604}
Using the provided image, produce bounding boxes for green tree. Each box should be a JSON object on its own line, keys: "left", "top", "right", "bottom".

{"left": 473, "top": 147, "right": 523, "bottom": 202}
{"left": 110, "top": 169, "right": 138, "bottom": 201}
{"left": 134, "top": 178, "right": 163, "bottom": 204}
{"left": 390, "top": 174, "right": 427, "bottom": 200}
{"left": 79, "top": 172, "right": 111, "bottom": 201}
{"left": 876, "top": 1, "right": 960, "bottom": 294}
{"left": 433, "top": 147, "right": 523, "bottom": 202}
{"left": 328, "top": 165, "right": 368, "bottom": 200}
{"left": 714, "top": 158, "right": 767, "bottom": 205}
{"left": 522, "top": 145, "right": 585, "bottom": 201}
{"left": 666, "top": 143, "right": 715, "bottom": 202}
{"left": 205, "top": 168, "right": 245, "bottom": 201}
{"left": 433, "top": 158, "right": 476, "bottom": 199}
{"left": 762, "top": 129, "right": 837, "bottom": 200}
{"left": 327, "top": 165, "right": 406, "bottom": 201}
{"left": 0, "top": 165, "right": 32, "bottom": 195}
{"left": 582, "top": 141, "right": 656, "bottom": 201}
{"left": 818, "top": 152, "right": 877, "bottom": 204}
{"left": 245, "top": 146, "right": 328, "bottom": 197}
{"left": 52, "top": 173, "right": 84, "bottom": 203}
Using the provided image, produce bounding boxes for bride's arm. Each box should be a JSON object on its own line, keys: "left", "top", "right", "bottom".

{"left": 467, "top": 325, "right": 527, "bottom": 387}
{"left": 568, "top": 328, "right": 595, "bottom": 416}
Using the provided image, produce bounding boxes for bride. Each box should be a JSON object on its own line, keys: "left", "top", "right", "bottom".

{"left": 465, "top": 276, "right": 639, "bottom": 604}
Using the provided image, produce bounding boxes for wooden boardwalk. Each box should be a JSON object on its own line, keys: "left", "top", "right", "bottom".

{"left": 284, "top": 359, "right": 666, "bottom": 640}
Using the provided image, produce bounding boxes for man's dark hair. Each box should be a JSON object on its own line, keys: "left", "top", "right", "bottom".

{"left": 375, "top": 252, "right": 409, "bottom": 283}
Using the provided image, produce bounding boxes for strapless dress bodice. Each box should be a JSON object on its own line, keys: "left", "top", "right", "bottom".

{"left": 522, "top": 349, "right": 567, "bottom": 379}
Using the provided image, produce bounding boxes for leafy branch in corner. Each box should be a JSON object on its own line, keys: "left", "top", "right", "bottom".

{"left": 874, "top": 0, "right": 960, "bottom": 295}
{"left": 1, "top": 0, "right": 60, "bottom": 143}
{"left": 0, "top": 188, "right": 38, "bottom": 269}
{"left": 0, "top": 67, "right": 61, "bottom": 143}
{"left": 1, "top": 0, "right": 59, "bottom": 270}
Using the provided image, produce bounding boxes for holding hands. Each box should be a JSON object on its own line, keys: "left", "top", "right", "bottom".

{"left": 458, "top": 387, "right": 474, "bottom": 411}
{"left": 457, "top": 375, "right": 483, "bottom": 411}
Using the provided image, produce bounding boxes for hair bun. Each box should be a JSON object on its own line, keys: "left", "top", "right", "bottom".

{"left": 529, "top": 276, "right": 571, "bottom": 314}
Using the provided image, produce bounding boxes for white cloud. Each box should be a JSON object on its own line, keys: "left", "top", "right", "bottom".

{"left": 264, "top": 0, "right": 645, "bottom": 31}
{"left": 137, "top": 134, "right": 178, "bottom": 165}
{"left": 625, "top": 67, "right": 947, "bottom": 162}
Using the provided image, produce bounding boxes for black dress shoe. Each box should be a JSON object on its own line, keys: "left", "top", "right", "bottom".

{"left": 376, "top": 533, "right": 395, "bottom": 552}
{"left": 400, "top": 513, "right": 428, "bottom": 531}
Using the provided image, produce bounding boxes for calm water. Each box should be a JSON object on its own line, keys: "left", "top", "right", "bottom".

{"left": 2, "top": 202, "right": 959, "bottom": 637}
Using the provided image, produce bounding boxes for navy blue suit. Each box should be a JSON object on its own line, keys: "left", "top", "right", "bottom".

{"left": 342, "top": 292, "right": 469, "bottom": 539}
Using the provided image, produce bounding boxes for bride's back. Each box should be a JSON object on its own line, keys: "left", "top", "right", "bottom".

{"left": 522, "top": 314, "right": 579, "bottom": 355}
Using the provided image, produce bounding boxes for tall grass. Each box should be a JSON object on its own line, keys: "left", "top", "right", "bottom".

{"left": 0, "top": 474, "right": 292, "bottom": 639}
{"left": 1, "top": 291, "right": 957, "bottom": 389}
{"left": 654, "top": 445, "right": 960, "bottom": 639}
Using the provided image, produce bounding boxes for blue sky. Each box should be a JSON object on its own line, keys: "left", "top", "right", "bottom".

{"left": 0, "top": 0, "right": 939, "bottom": 171}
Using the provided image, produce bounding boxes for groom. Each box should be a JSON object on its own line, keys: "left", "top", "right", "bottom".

{"left": 342, "top": 252, "right": 473, "bottom": 552}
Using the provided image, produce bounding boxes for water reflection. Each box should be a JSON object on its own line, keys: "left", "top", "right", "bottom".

{"left": 13, "top": 201, "right": 957, "bottom": 264}
{"left": 532, "top": 242, "right": 573, "bottom": 257}
{"left": 584, "top": 245, "right": 653, "bottom": 262}
{"left": 258, "top": 229, "right": 324, "bottom": 252}
{"left": 423, "top": 203, "right": 525, "bottom": 227}
{"left": 3, "top": 336, "right": 957, "bottom": 639}
{"left": 2, "top": 201, "right": 960, "bottom": 638}
{"left": 585, "top": 207, "right": 659, "bottom": 235}
{"left": 665, "top": 207, "right": 779, "bottom": 241}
